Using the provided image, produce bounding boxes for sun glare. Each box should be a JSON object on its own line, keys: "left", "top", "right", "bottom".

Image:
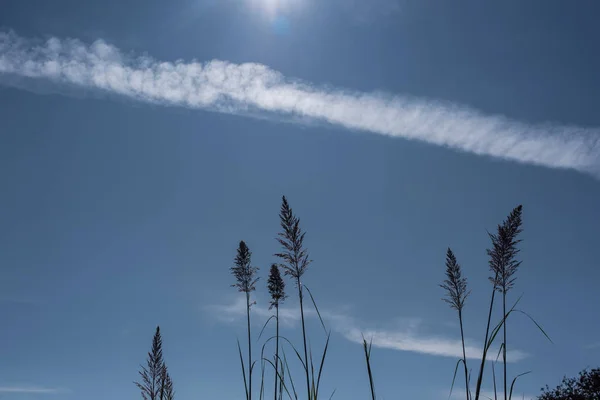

{"left": 247, "top": 0, "right": 302, "bottom": 20}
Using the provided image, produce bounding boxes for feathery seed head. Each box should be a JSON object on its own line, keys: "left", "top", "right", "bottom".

{"left": 488, "top": 205, "right": 523, "bottom": 293}
{"left": 440, "top": 248, "right": 470, "bottom": 311}
{"left": 231, "top": 240, "right": 259, "bottom": 294}
{"left": 275, "top": 196, "right": 311, "bottom": 282}
{"left": 268, "top": 264, "right": 287, "bottom": 310}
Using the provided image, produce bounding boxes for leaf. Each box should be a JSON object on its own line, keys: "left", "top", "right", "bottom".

{"left": 304, "top": 285, "right": 327, "bottom": 333}
{"left": 237, "top": 339, "right": 250, "bottom": 400}
{"left": 258, "top": 315, "right": 277, "bottom": 341}
{"left": 513, "top": 310, "right": 553, "bottom": 344}
{"left": 315, "top": 332, "right": 331, "bottom": 400}
{"left": 508, "top": 371, "right": 531, "bottom": 400}
{"left": 449, "top": 358, "right": 466, "bottom": 400}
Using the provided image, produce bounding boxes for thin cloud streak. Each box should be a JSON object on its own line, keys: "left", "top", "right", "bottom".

{"left": 2, "top": 31, "right": 598, "bottom": 176}
{"left": 343, "top": 327, "right": 527, "bottom": 362}
{"left": 209, "top": 297, "right": 527, "bottom": 362}
{"left": 0, "top": 386, "right": 66, "bottom": 394}
{"left": 449, "top": 389, "right": 533, "bottom": 400}
{"left": 207, "top": 297, "right": 303, "bottom": 328}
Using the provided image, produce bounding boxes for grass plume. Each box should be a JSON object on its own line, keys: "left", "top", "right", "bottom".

{"left": 231, "top": 241, "right": 260, "bottom": 400}
{"left": 441, "top": 248, "right": 471, "bottom": 400}
{"left": 135, "top": 326, "right": 174, "bottom": 400}
{"left": 487, "top": 206, "right": 523, "bottom": 400}
{"left": 268, "top": 264, "right": 287, "bottom": 400}
{"left": 275, "top": 196, "right": 312, "bottom": 400}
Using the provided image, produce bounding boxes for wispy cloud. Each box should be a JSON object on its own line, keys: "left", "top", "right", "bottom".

{"left": 2, "top": 31, "right": 598, "bottom": 176}
{"left": 0, "top": 386, "right": 67, "bottom": 394}
{"left": 208, "top": 297, "right": 527, "bottom": 362}
{"left": 207, "top": 297, "right": 303, "bottom": 328}
{"left": 0, "top": 297, "right": 38, "bottom": 306}
{"left": 449, "top": 389, "right": 533, "bottom": 400}
{"left": 342, "top": 326, "right": 527, "bottom": 362}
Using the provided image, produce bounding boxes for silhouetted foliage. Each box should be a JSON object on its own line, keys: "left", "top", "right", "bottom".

{"left": 275, "top": 196, "right": 311, "bottom": 281}
{"left": 472, "top": 205, "right": 526, "bottom": 400}
{"left": 135, "top": 326, "right": 174, "bottom": 400}
{"left": 231, "top": 240, "right": 259, "bottom": 400}
{"left": 488, "top": 205, "right": 523, "bottom": 294}
{"left": 162, "top": 365, "right": 175, "bottom": 400}
{"left": 267, "top": 264, "right": 287, "bottom": 400}
{"left": 275, "top": 196, "right": 313, "bottom": 400}
{"left": 539, "top": 368, "right": 600, "bottom": 400}
{"left": 487, "top": 205, "right": 524, "bottom": 400}
{"left": 441, "top": 248, "right": 471, "bottom": 400}
{"left": 231, "top": 240, "right": 259, "bottom": 295}
{"left": 441, "top": 248, "right": 470, "bottom": 312}
{"left": 267, "top": 264, "right": 286, "bottom": 310}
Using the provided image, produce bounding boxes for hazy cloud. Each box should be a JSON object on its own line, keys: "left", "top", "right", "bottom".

{"left": 449, "top": 389, "right": 533, "bottom": 400}
{"left": 209, "top": 296, "right": 527, "bottom": 362}
{"left": 0, "top": 386, "right": 68, "bottom": 394}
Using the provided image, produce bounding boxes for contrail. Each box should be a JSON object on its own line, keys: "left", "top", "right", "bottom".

{"left": 1, "top": 31, "right": 599, "bottom": 176}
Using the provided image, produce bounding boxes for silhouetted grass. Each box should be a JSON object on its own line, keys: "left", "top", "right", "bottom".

{"left": 134, "top": 200, "right": 558, "bottom": 400}
{"left": 231, "top": 241, "right": 260, "bottom": 400}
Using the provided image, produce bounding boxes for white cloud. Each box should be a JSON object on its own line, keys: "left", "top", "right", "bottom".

{"left": 343, "top": 326, "right": 527, "bottom": 362}
{"left": 2, "top": 31, "right": 597, "bottom": 176}
{"left": 206, "top": 297, "right": 304, "bottom": 328}
{"left": 208, "top": 296, "right": 527, "bottom": 362}
{"left": 0, "top": 386, "right": 67, "bottom": 394}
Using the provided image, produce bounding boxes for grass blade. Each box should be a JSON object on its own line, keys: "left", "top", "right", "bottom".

{"left": 279, "top": 336, "right": 308, "bottom": 372}
{"left": 495, "top": 343, "right": 504, "bottom": 363}
{"left": 508, "top": 371, "right": 531, "bottom": 400}
{"left": 315, "top": 331, "right": 331, "bottom": 400}
{"left": 258, "top": 315, "right": 277, "bottom": 341}
{"left": 283, "top": 352, "right": 298, "bottom": 400}
{"left": 262, "top": 357, "right": 295, "bottom": 400}
{"left": 492, "top": 362, "right": 498, "bottom": 400}
{"left": 513, "top": 310, "right": 553, "bottom": 344}
{"left": 304, "top": 285, "right": 327, "bottom": 333}
{"left": 309, "top": 345, "right": 316, "bottom": 400}
{"left": 362, "top": 336, "right": 376, "bottom": 400}
{"left": 449, "top": 358, "right": 466, "bottom": 400}
{"left": 238, "top": 339, "right": 250, "bottom": 400}
{"left": 259, "top": 359, "right": 266, "bottom": 400}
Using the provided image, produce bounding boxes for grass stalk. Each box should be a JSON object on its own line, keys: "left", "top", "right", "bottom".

{"left": 231, "top": 241, "right": 259, "bottom": 400}
{"left": 297, "top": 281, "right": 311, "bottom": 400}
{"left": 474, "top": 274, "right": 498, "bottom": 400}
{"left": 274, "top": 305, "right": 280, "bottom": 400}
{"left": 362, "top": 337, "right": 376, "bottom": 400}
{"left": 458, "top": 309, "right": 469, "bottom": 400}
{"left": 275, "top": 196, "right": 314, "bottom": 400}
{"left": 441, "top": 248, "right": 471, "bottom": 400}
{"left": 248, "top": 291, "right": 253, "bottom": 400}
{"left": 502, "top": 293, "right": 507, "bottom": 400}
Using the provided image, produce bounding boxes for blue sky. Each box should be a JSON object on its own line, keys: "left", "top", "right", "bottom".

{"left": 1, "top": 1, "right": 599, "bottom": 399}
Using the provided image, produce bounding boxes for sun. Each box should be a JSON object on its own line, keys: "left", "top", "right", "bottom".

{"left": 247, "top": 0, "right": 302, "bottom": 20}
